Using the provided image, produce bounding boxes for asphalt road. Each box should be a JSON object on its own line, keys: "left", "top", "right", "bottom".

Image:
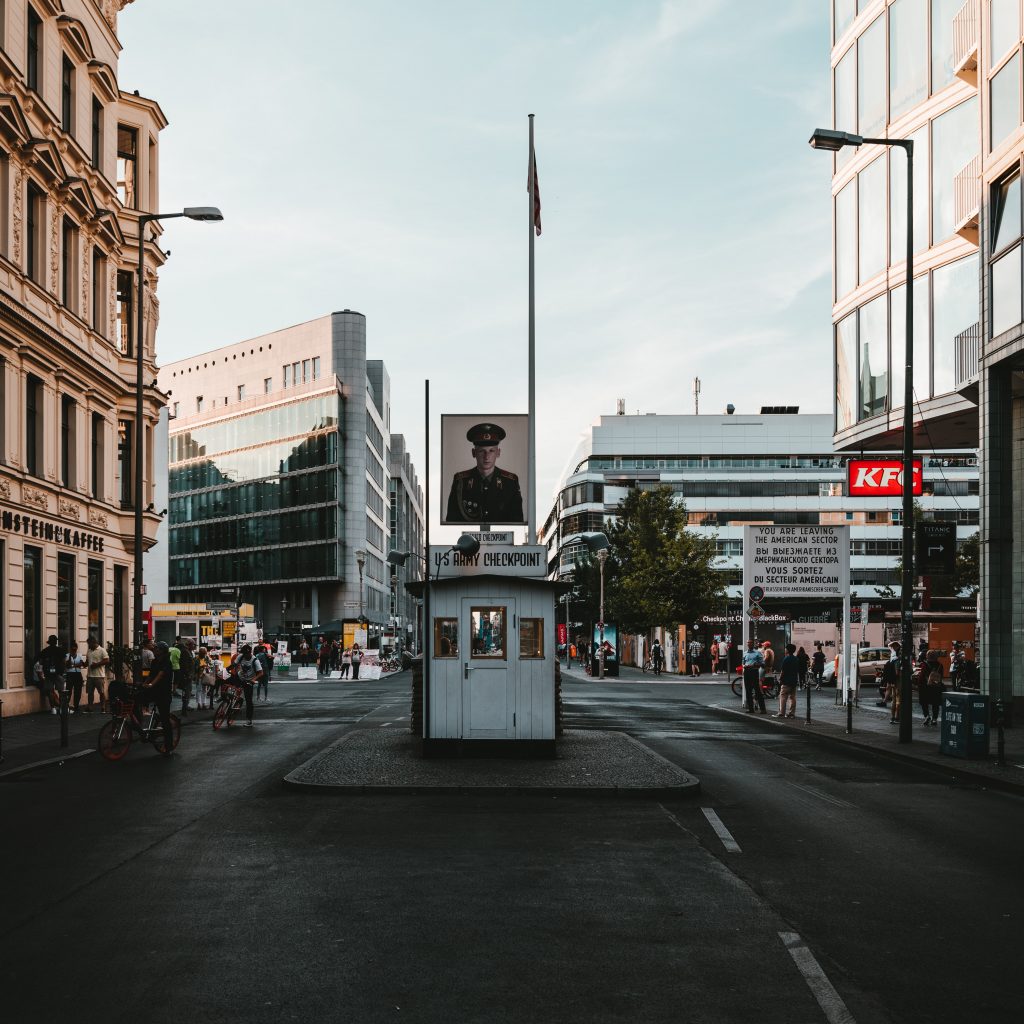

{"left": 3, "top": 675, "right": 1021, "bottom": 1024}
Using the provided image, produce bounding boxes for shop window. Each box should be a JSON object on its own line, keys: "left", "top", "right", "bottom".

{"left": 114, "top": 566, "right": 126, "bottom": 647}
{"left": 88, "top": 560, "right": 103, "bottom": 642}
{"left": 470, "top": 607, "right": 505, "bottom": 658}
{"left": 433, "top": 618, "right": 458, "bottom": 657}
{"left": 520, "top": 618, "right": 544, "bottom": 659}
{"left": 24, "top": 545, "right": 42, "bottom": 667}
{"left": 57, "top": 553, "right": 75, "bottom": 649}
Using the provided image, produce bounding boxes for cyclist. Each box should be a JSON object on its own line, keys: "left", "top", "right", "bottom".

{"left": 135, "top": 640, "right": 175, "bottom": 755}
{"left": 231, "top": 644, "right": 264, "bottom": 727}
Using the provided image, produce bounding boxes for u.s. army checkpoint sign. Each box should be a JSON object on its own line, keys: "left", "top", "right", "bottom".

{"left": 742, "top": 525, "right": 850, "bottom": 599}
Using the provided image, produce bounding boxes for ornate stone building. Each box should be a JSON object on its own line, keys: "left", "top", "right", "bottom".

{"left": 0, "top": 0, "right": 167, "bottom": 714}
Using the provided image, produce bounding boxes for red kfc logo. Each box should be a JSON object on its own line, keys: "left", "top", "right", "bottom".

{"left": 847, "top": 458, "right": 923, "bottom": 496}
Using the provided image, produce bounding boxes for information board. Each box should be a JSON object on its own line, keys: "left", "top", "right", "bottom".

{"left": 742, "top": 525, "right": 850, "bottom": 599}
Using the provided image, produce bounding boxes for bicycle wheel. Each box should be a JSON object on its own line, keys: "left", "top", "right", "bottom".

{"left": 226, "top": 697, "right": 239, "bottom": 726}
{"left": 213, "top": 700, "right": 230, "bottom": 730}
{"left": 150, "top": 714, "right": 181, "bottom": 753}
{"left": 98, "top": 718, "right": 132, "bottom": 761}
{"left": 731, "top": 677, "right": 741, "bottom": 697}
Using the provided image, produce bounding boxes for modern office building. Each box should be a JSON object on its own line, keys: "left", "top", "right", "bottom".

{"left": 0, "top": 1, "right": 169, "bottom": 714}
{"left": 541, "top": 408, "right": 978, "bottom": 657}
{"left": 158, "top": 311, "right": 402, "bottom": 648}
{"left": 825, "top": 0, "right": 1021, "bottom": 708}
{"left": 388, "top": 433, "right": 424, "bottom": 652}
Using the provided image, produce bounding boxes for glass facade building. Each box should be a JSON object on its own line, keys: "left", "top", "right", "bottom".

{"left": 158, "top": 312, "right": 406, "bottom": 645}
{"left": 827, "top": 0, "right": 1024, "bottom": 710}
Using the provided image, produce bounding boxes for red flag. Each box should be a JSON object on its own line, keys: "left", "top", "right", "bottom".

{"left": 528, "top": 150, "right": 541, "bottom": 236}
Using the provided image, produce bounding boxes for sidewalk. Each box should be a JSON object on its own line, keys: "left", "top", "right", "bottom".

{"left": 561, "top": 662, "right": 1024, "bottom": 796}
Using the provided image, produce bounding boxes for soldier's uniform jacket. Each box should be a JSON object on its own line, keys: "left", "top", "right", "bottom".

{"left": 446, "top": 467, "right": 523, "bottom": 523}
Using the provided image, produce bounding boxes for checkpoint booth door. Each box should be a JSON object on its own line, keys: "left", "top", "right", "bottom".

{"left": 461, "top": 596, "right": 516, "bottom": 739}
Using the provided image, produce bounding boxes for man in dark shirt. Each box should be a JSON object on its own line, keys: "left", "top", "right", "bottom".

{"left": 774, "top": 643, "right": 800, "bottom": 719}
{"left": 137, "top": 641, "right": 176, "bottom": 755}
{"left": 35, "top": 635, "right": 66, "bottom": 714}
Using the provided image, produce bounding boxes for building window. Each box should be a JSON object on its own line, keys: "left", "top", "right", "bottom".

{"left": 172, "top": 401, "right": 179, "bottom": 418}
{"left": 858, "top": 294, "right": 888, "bottom": 419}
{"left": 264, "top": 377, "right": 272, "bottom": 394}
{"left": 889, "top": 124, "right": 928, "bottom": 258}
{"left": 57, "top": 553, "right": 76, "bottom": 649}
{"left": 992, "top": 246, "right": 1022, "bottom": 336}
{"left": 116, "top": 269, "right": 133, "bottom": 355}
{"left": 283, "top": 364, "right": 291, "bottom": 388}
{"left": 92, "top": 248, "right": 106, "bottom": 334}
{"left": 26, "top": 180, "right": 43, "bottom": 284}
{"left": 62, "top": 217, "right": 78, "bottom": 311}
{"left": 196, "top": 396, "right": 204, "bottom": 413}
{"left": 932, "top": 97, "right": 978, "bottom": 242}
{"left": 857, "top": 15, "right": 885, "bottom": 138}
{"left": 834, "top": 46, "right": 856, "bottom": 171}
{"left": 88, "top": 560, "right": 103, "bottom": 642}
{"left": 0, "top": 539, "right": 4, "bottom": 685}
{"left": 237, "top": 384, "right": 246, "bottom": 401}
{"left": 0, "top": 147, "right": 9, "bottom": 259}
{"left": 61, "top": 395, "right": 76, "bottom": 488}
{"left": 26, "top": 5, "right": 41, "bottom": 93}
{"left": 889, "top": 0, "right": 927, "bottom": 120}
{"left": 61, "top": 54, "right": 74, "bottom": 134}
{"left": 302, "top": 358, "right": 311, "bottom": 383}
{"left": 933, "top": 254, "right": 980, "bottom": 394}
{"left": 833, "top": 0, "right": 855, "bottom": 41}
{"left": 990, "top": 51, "right": 1021, "bottom": 152}
{"left": 117, "top": 419, "right": 133, "bottom": 509}
{"left": 433, "top": 618, "right": 458, "bottom": 657}
{"left": 24, "top": 546, "right": 42, "bottom": 666}
{"left": 835, "top": 313, "right": 857, "bottom": 431}
{"left": 931, "top": 0, "right": 963, "bottom": 93}
{"left": 520, "top": 618, "right": 544, "bottom": 659}
{"left": 312, "top": 356, "right": 321, "bottom": 380}
{"left": 835, "top": 180, "right": 857, "bottom": 298}
{"left": 889, "top": 275, "right": 931, "bottom": 408}
{"left": 116, "top": 125, "right": 138, "bottom": 208}
{"left": 991, "top": 0, "right": 1020, "bottom": 66}
{"left": 25, "top": 374, "right": 42, "bottom": 476}
{"left": 858, "top": 156, "right": 886, "bottom": 283}
{"left": 114, "top": 565, "right": 127, "bottom": 647}
{"left": 91, "top": 413, "right": 104, "bottom": 499}
{"left": 91, "top": 96, "right": 102, "bottom": 170}
{"left": 470, "top": 607, "right": 506, "bottom": 658}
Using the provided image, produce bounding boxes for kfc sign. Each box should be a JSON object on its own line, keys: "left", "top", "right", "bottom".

{"left": 847, "top": 458, "right": 923, "bottom": 496}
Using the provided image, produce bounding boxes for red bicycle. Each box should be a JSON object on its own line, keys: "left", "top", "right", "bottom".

{"left": 213, "top": 681, "right": 244, "bottom": 730}
{"left": 98, "top": 690, "right": 181, "bottom": 760}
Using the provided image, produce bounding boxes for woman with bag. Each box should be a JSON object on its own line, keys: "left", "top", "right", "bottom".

{"left": 920, "top": 650, "right": 944, "bottom": 726}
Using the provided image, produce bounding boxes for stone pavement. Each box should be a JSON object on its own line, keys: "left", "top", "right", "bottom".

{"left": 284, "top": 728, "right": 700, "bottom": 797}
{"left": 561, "top": 661, "right": 1024, "bottom": 796}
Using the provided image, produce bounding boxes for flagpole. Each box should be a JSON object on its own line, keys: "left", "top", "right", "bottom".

{"left": 528, "top": 113, "right": 537, "bottom": 545}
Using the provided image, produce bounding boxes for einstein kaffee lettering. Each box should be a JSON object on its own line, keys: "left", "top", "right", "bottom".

{"left": 1, "top": 510, "right": 106, "bottom": 552}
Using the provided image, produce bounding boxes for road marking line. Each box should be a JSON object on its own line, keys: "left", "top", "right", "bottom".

{"left": 657, "top": 803, "right": 689, "bottom": 835}
{"left": 379, "top": 722, "right": 392, "bottom": 728}
{"left": 779, "top": 931, "right": 857, "bottom": 1024}
{"left": 786, "top": 781, "right": 856, "bottom": 809}
{"left": 0, "top": 748, "right": 94, "bottom": 779}
{"left": 701, "top": 807, "right": 742, "bottom": 852}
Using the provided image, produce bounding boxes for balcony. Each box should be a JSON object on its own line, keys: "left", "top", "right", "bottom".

{"left": 954, "top": 322, "right": 980, "bottom": 401}
{"left": 954, "top": 155, "right": 980, "bottom": 245}
{"left": 952, "top": 0, "right": 979, "bottom": 86}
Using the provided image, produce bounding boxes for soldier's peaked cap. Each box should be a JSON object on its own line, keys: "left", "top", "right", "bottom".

{"left": 467, "top": 423, "right": 505, "bottom": 445}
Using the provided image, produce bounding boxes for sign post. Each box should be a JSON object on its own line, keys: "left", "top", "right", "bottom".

{"left": 915, "top": 522, "right": 956, "bottom": 575}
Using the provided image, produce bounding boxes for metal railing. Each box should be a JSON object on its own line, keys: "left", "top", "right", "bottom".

{"left": 952, "top": 0, "right": 979, "bottom": 74}
{"left": 954, "top": 155, "right": 981, "bottom": 240}
{"left": 954, "top": 322, "right": 980, "bottom": 388}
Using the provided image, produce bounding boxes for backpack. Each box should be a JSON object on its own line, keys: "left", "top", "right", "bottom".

{"left": 882, "top": 658, "right": 898, "bottom": 685}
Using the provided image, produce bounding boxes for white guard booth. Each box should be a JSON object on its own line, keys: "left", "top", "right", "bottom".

{"left": 422, "top": 544, "right": 559, "bottom": 757}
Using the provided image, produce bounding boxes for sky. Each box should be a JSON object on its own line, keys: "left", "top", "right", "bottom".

{"left": 118, "top": 0, "right": 833, "bottom": 539}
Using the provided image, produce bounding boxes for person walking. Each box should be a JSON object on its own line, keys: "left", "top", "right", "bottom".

{"left": 710, "top": 640, "right": 720, "bottom": 676}
{"left": 84, "top": 635, "right": 110, "bottom": 712}
{"left": 921, "top": 649, "right": 944, "bottom": 726}
{"left": 231, "top": 644, "right": 264, "bottom": 727}
{"left": 796, "top": 646, "right": 810, "bottom": 690}
{"left": 177, "top": 639, "right": 195, "bottom": 716}
{"left": 35, "top": 635, "right": 65, "bottom": 714}
{"left": 688, "top": 637, "right": 703, "bottom": 677}
{"left": 65, "top": 642, "right": 85, "bottom": 714}
{"left": 255, "top": 643, "right": 273, "bottom": 702}
{"left": 650, "top": 638, "right": 664, "bottom": 677}
{"left": 340, "top": 646, "right": 351, "bottom": 679}
{"left": 811, "top": 642, "right": 826, "bottom": 690}
{"left": 195, "top": 646, "right": 214, "bottom": 709}
{"left": 298, "top": 639, "right": 310, "bottom": 668}
{"left": 774, "top": 644, "right": 799, "bottom": 718}
{"left": 350, "top": 643, "right": 363, "bottom": 680}
{"left": 742, "top": 639, "right": 766, "bottom": 714}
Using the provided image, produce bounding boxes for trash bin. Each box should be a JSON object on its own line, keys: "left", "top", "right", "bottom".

{"left": 940, "top": 692, "right": 990, "bottom": 759}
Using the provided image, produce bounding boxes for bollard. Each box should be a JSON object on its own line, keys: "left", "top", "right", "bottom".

{"left": 995, "top": 699, "right": 1006, "bottom": 767}
{"left": 805, "top": 676, "right": 811, "bottom": 724}
{"left": 846, "top": 688, "right": 853, "bottom": 735}
{"left": 59, "top": 685, "right": 69, "bottom": 749}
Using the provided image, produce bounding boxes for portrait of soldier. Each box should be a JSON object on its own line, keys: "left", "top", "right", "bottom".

{"left": 445, "top": 422, "right": 524, "bottom": 523}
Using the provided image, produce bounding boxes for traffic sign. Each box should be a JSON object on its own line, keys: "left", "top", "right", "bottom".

{"left": 915, "top": 522, "right": 956, "bottom": 575}
{"left": 748, "top": 586, "right": 764, "bottom": 603}
{"left": 748, "top": 605, "right": 764, "bottom": 620}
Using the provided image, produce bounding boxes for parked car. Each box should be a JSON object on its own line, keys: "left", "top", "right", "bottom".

{"left": 820, "top": 647, "right": 895, "bottom": 694}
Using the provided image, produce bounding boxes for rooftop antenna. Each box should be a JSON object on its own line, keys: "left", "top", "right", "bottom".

{"left": 693, "top": 376, "right": 701, "bottom": 415}
{"left": 616, "top": 398, "right": 625, "bottom": 416}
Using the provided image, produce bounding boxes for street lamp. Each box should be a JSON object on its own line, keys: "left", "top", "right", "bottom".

{"left": 583, "top": 532, "right": 610, "bottom": 679}
{"left": 355, "top": 548, "right": 367, "bottom": 625}
{"left": 810, "top": 127, "right": 915, "bottom": 744}
{"left": 280, "top": 596, "right": 288, "bottom": 633}
{"left": 133, "top": 207, "right": 223, "bottom": 655}
{"left": 388, "top": 548, "right": 426, "bottom": 657}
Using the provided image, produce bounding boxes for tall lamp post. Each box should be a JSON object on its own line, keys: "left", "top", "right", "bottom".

{"left": 280, "top": 597, "right": 288, "bottom": 634}
{"left": 583, "top": 532, "right": 611, "bottom": 679}
{"left": 355, "top": 548, "right": 367, "bottom": 630}
{"left": 133, "top": 207, "right": 223, "bottom": 654}
{"left": 810, "top": 127, "right": 915, "bottom": 744}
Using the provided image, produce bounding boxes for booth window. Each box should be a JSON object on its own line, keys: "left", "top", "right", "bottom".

{"left": 470, "top": 607, "right": 505, "bottom": 658}
{"left": 433, "top": 618, "right": 458, "bottom": 658}
{"left": 520, "top": 618, "right": 544, "bottom": 659}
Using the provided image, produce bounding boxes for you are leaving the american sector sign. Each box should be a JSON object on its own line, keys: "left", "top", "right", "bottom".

{"left": 742, "top": 525, "right": 850, "bottom": 599}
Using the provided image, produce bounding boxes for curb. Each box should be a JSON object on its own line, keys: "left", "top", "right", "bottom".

{"left": 282, "top": 731, "right": 701, "bottom": 799}
{"left": 708, "top": 703, "right": 1024, "bottom": 797}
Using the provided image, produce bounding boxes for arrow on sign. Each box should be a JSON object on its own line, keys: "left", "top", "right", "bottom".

{"left": 928, "top": 546, "right": 944, "bottom": 556}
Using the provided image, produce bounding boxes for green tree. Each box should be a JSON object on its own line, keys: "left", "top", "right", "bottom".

{"left": 569, "top": 487, "right": 724, "bottom": 633}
